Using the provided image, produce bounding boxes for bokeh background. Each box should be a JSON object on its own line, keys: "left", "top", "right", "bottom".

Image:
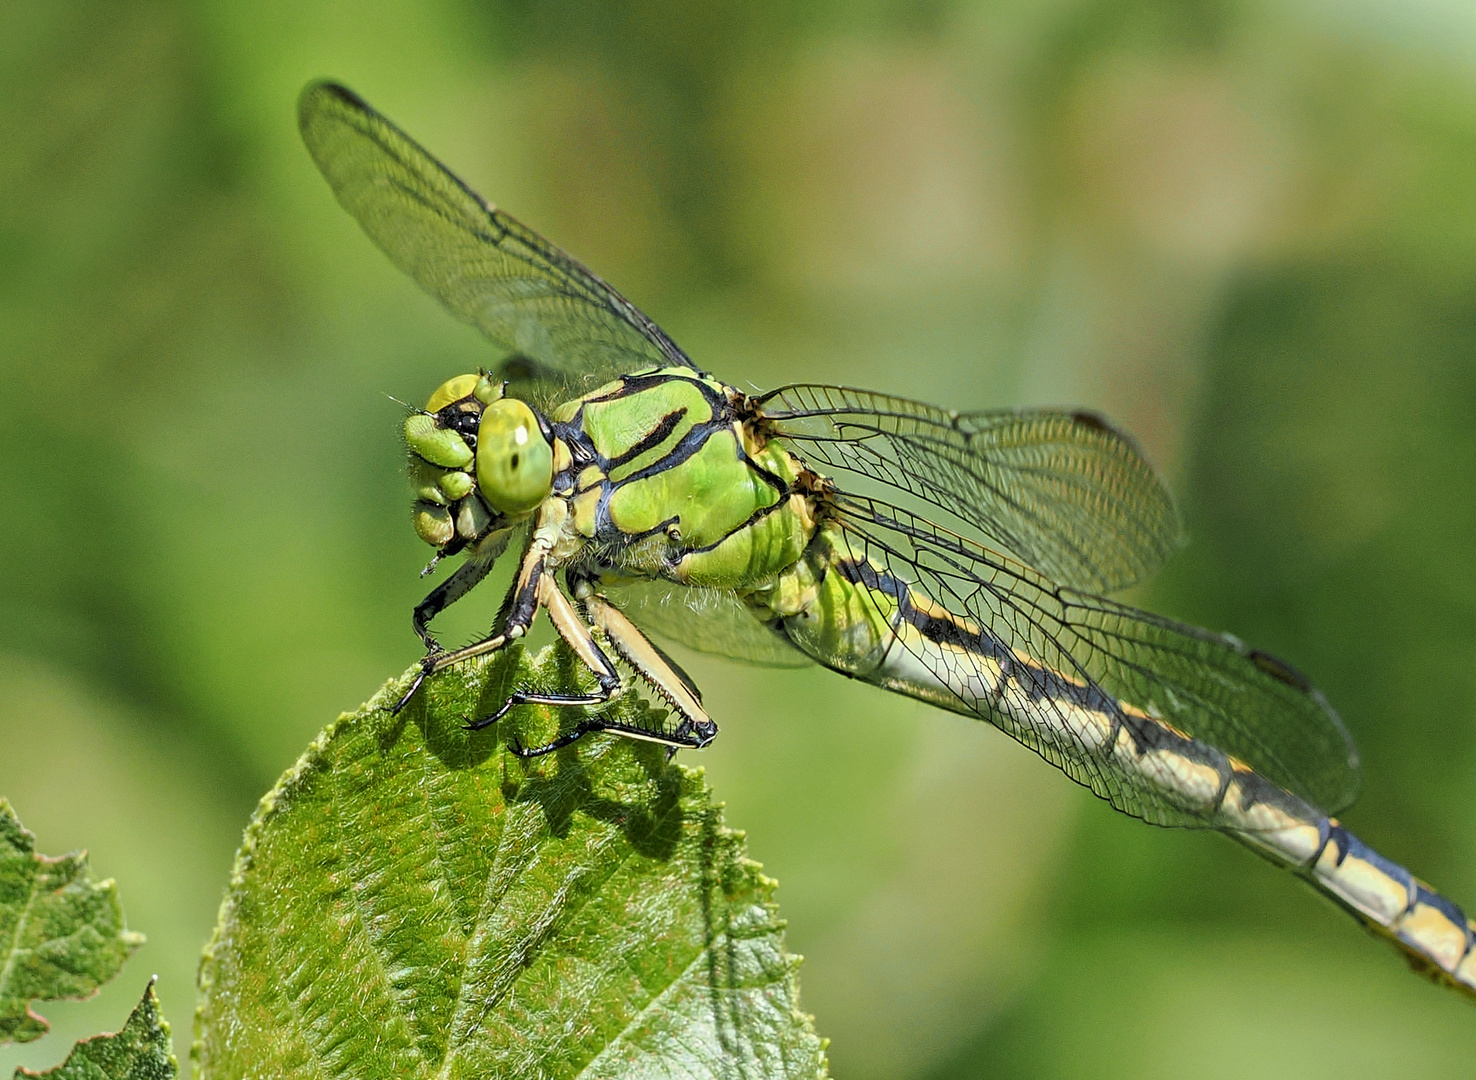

{"left": 5, "top": 1, "right": 1476, "bottom": 1076}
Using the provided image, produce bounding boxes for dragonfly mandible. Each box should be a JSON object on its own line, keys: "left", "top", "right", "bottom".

{"left": 299, "top": 80, "right": 1476, "bottom": 1000}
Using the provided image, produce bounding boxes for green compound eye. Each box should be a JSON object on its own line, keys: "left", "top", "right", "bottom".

{"left": 476, "top": 398, "right": 553, "bottom": 515}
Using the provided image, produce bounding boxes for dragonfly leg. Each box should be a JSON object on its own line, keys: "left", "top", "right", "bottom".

{"left": 508, "top": 715, "right": 717, "bottom": 758}
{"left": 469, "top": 688, "right": 611, "bottom": 734}
{"left": 467, "top": 571, "right": 622, "bottom": 731}
{"left": 392, "top": 539, "right": 547, "bottom": 714}
{"left": 496, "top": 585, "right": 720, "bottom": 756}
{"left": 410, "top": 547, "right": 498, "bottom": 651}
{"left": 581, "top": 592, "right": 719, "bottom": 749}
{"left": 390, "top": 659, "right": 435, "bottom": 715}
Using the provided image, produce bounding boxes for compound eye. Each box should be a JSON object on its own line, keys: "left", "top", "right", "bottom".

{"left": 475, "top": 399, "right": 553, "bottom": 515}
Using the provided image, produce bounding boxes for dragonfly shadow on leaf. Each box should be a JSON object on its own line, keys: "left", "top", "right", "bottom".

{"left": 508, "top": 735, "right": 685, "bottom": 862}
{"left": 392, "top": 647, "right": 523, "bottom": 771}
{"left": 399, "top": 641, "right": 689, "bottom": 861}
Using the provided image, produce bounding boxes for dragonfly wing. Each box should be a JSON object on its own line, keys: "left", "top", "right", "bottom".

{"left": 605, "top": 580, "right": 814, "bottom": 669}
{"left": 298, "top": 82, "right": 698, "bottom": 393}
{"left": 759, "top": 385, "right": 1181, "bottom": 593}
{"left": 829, "top": 493, "right": 1360, "bottom": 825}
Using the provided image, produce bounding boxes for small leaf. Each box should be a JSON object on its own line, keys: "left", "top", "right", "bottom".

{"left": 0, "top": 800, "right": 144, "bottom": 1045}
{"left": 13, "top": 979, "right": 175, "bottom": 1080}
{"left": 194, "top": 645, "right": 827, "bottom": 1080}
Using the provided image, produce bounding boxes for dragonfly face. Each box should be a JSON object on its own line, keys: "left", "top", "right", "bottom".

{"left": 300, "top": 79, "right": 1476, "bottom": 1000}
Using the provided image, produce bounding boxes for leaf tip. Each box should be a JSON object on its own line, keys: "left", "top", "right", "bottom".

{"left": 13, "top": 979, "right": 175, "bottom": 1080}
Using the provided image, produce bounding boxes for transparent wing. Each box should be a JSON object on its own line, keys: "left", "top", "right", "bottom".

{"left": 298, "top": 81, "right": 699, "bottom": 393}
{"left": 832, "top": 493, "right": 1360, "bottom": 825}
{"left": 606, "top": 580, "right": 813, "bottom": 669}
{"left": 759, "top": 385, "right": 1181, "bottom": 593}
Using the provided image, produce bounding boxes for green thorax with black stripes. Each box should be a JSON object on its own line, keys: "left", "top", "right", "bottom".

{"left": 549, "top": 368, "right": 817, "bottom": 587}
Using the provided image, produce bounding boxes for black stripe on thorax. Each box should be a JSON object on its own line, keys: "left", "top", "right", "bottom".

{"left": 581, "top": 368, "right": 730, "bottom": 410}
{"left": 611, "top": 417, "right": 733, "bottom": 488}
{"left": 607, "top": 407, "right": 688, "bottom": 471}
{"left": 571, "top": 374, "right": 738, "bottom": 489}
{"left": 549, "top": 372, "right": 726, "bottom": 477}
{"left": 679, "top": 496, "right": 794, "bottom": 556}
{"left": 553, "top": 369, "right": 726, "bottom": 449}
{"left": 736, "top": 444, "right": 792, "bottom": 496}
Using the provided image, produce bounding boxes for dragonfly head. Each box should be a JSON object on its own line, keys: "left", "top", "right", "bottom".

{"left": 406, "top": 372, "right": 548, "bottom": 549}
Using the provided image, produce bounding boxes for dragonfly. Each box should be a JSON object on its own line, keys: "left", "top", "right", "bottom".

{"left": 300, "top": 79, "right": 1476, "bottom": 1000}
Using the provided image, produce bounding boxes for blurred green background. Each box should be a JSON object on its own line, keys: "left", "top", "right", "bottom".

{"left": 5, "top": 1, "right": 1476, "bottom": 1076}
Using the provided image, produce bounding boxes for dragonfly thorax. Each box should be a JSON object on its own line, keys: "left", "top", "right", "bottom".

{"left": 547, "top": 368, "right": 820, "bottom": 590}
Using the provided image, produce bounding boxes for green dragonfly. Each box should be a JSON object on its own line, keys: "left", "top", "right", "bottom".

{"left": 300, "top": 80, "right": 1476, "bottom": 999}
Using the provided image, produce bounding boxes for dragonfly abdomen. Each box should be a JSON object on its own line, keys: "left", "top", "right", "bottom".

{"left": 761, "top": 524, "right": 1252, "bottom": 818}
{"left": 1253, "top": 819, "right": 1476, "bottom": 995}
{"left": 760, "top": 522, "right": 1476, "bottom": 993}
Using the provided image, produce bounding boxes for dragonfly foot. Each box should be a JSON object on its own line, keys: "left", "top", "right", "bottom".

{"left": 506, "top": 723, "right": 598, "bottom": 758}
{"left": 671, "top": 717, "right": 719, "bottom": 750}
{"left": 390, "top": 651, "right": 443, "bottom": 715}
{"left": 464, "top": 693, "right": 521, "bottom": 732}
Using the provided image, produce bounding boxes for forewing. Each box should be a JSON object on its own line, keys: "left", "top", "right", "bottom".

{"left": 833, "top": 494, "right": 1360, "bottom": 825}
{"left": 759, "top": 385, "right": 1181, "bottom": 593}
{"left": 606, "top": 580, "right": 813, "bottom": 668}
{"left": 298, "top": 82, "right": 698, "bottom": 392}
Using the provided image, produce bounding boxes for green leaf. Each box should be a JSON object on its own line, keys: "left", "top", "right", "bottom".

{"left": 194, "top": 645, "right": 828, "bottom": 1079}
{"left": 13, "top": 979, "right": 175, "bottom": 1080}
{"left": 0, "top": 800, "right": 144, "bottom": 1045}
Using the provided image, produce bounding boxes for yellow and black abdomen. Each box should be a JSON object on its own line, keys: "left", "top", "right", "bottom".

{"left": 755, "top": 520, "right": 1476, "bottom": 996}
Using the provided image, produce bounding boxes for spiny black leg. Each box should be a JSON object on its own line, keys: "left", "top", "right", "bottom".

{"left": 412, "top": 552, "right": 495, "bottom": 650}
{"left": 463, "top": 688, "right": 613, "bottom": 732}
{"left": 390, "top": 554, "right": 500, "bottom": 713}
{"left": 391, "top": 650, "right": 444, "bottom": 715}
{"left": 393, "top": 546, "right": 545, "bottom": 717}
{"left": 412, "top": 587, "right": 442, "bottom": 651}
{"left": 507, "top": 715, "right": 718, "bottom": 758}
{"left": 507, "top": 722, "right": 604, "bottom": 758}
